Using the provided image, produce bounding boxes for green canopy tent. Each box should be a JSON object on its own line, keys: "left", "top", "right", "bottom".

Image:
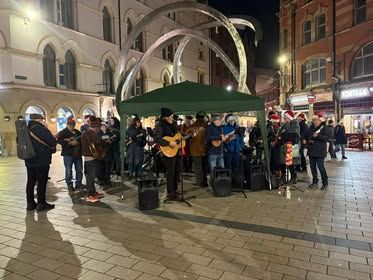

{"left": 118, "top": 81, "right": 272, "bottom": 190}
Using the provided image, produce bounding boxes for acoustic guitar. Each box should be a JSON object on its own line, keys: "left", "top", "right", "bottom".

{"left": 211, "top": 130, "right": 236, "bottom": 148}
{"left": 160, "top": 133, "right": 186, "bottom": 158}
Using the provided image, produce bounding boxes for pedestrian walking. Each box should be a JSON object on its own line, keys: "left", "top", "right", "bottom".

{"left": 57, "top": 117, "right": 83, "bottom": 193}
{"left": 334, "top": 121, "right": 347, "bottom": 159}
{"left": 25, "top": 114, "right": 57, "bottom": 211}
{"left": 306, "top": 114, "right": 329, "bottom": 190}
{"left": 326, "top": 120, "right": 337, "bottom": 159}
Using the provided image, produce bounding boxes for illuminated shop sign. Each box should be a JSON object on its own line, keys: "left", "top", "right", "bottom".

{"left": 289, "top": 95, "right": 315, "bottom": 105}
{"left": 341, "top": 88, "right": 370, "bottom": 100}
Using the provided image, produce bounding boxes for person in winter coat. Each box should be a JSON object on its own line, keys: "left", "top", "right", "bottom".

{"left": 186, "top": 111, "right": 208, "bottom": 187}
{"left": 126, "top": 117, "right": 147, "bottom": 179}
{"left": 108, "top": 117, "right": 121, "bottom": 177}
{"left": 25, "top": 114, "right": 57, "bottom": 211}
{"left": 249, "top": 121, "right": 263, "bottom": 164}
{"left": 278, "top": 110, "right": 300, "bottom": 184}
{"left": 267, "top": 114, "right": 281, "bottom": 174}
{"left": 297, "top": 113, "right": 309, "bottom": 172}
{"left": 57, "top": 117, "right": 83, "bottom": 192}
{"left": 305, "top": 114, "right": 329, "bottom": 190}
{"left": 326, "top": 120, "right": 337, "bottom": 159}
{"left": 206, "top": 114, "right": 225, "bottom": 176}
{"left": 223, "top": 114, "right": 244, "bottom": 172}
{"left": 334, "top": 121, "right": 347, "bottom": 159}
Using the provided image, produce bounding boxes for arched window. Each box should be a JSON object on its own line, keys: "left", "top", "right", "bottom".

{"left": 65, "top": 51, "right": 76, "bottom": 90}
{"left": 57, "top": 0, "right": 74, "bottom": 29}
{"left": 103, "top": 7, "right": 112, "bottom": 42}
{"left": 352, "top": 42, "right": 373, "bottom": 79}
{"left": 302, "top": 58, "right": 326, "bottom": 88}
{"left": 82, "top": 108, "right": 95, "bottom": 117}
{"left": 131, "top": 70, "right": 145, "bottom": 96}
{"left": 103, "top": 60, "right": 114, "bottom": 94}
{"left": 57, "top": 107, "right": 74, "bottom": 131}
{"left": 25, "top": 106, "right": 45, "bottom": 123}
{"left": 43, "top": 45, "right": 56, "bottom": 87}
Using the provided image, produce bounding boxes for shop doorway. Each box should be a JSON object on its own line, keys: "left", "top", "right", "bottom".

{"left": 57, "top": 107, "right": 74, "bottom": 131}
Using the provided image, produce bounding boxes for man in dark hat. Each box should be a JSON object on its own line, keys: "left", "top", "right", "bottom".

{"left": 206, "top": 114, "right": 225, "bottom": 179}
{"left": 154, "top": 108, "right": 180, "bottom": 199}
{"left": 57, "top": 117, "right": 83, "bottom": 192}
{"left": 25, "top": 114, "right": 57, "bottom": 211}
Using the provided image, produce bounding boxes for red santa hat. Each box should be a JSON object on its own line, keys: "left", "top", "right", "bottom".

{"left": 312, "top": 112, "right": 325, "bottom": 121}
{"left": 283, "top": 110, "right": 295, "bottom": 121}
{"left": 270, "top": 114, "right": 280, "bottom": 123}
{"left": 297, "top": 113, "right": 306, "bottom": 121}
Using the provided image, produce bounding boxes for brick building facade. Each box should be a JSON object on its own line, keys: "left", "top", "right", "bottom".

{"left": 279, "top": 0, "right": 373, "bottom": 133}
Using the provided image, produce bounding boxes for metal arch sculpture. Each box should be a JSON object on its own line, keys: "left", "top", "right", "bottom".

{"left": 116, "top": 1, "right": 247, "bottom": 98}
{"left": 120, "top": 29, "right": 245, "bottom": 101}
{"left": 173, "top": 16, "right": 263, "bottom": 85}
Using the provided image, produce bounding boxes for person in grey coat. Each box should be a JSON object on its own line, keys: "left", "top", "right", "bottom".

{"left": 326, "top": 120, "right": 337, "bottom": 159}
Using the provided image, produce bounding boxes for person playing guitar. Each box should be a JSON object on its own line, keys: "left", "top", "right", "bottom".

{"left": 206, "top": 114, "right": 225, "bottom": 181}
{"left": 153, "top": 108, "right": 181, "bottom": 200}
{"left": 222, "top": 114, "right": 244, "bottom": 172}
{"left": 57, "top": 117, "right": 83, "bottom": 193}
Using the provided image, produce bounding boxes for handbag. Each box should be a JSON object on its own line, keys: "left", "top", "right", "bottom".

{"left": 29, "top": 130, "right": 56, "bottom": 154}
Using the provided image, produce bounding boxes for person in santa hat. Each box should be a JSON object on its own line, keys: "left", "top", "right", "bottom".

{"left": 267, "top": 114, "right": 281, "bottom": 175}
{"left": 278, "top": 110, "right": 300, "bottom": 184}
{"left": 305, "top": 113, "right": 329, "bottom": 190}
{"left": 297, "top": 113, "right": 309, "bottom": 172}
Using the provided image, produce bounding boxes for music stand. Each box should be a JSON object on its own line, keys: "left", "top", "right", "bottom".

{"left": 164, "top": 128, "right": 192, "bottom": 207}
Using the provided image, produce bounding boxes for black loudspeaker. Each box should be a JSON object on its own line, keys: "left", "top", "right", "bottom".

{"left": 137, "top": 177, "right": 159, "bottom": 210}
{"left": 245, "top": 164, "right": 266, "bottom": 191}
{"left": 212, "top": 169, "right": 232, "bottom": 197}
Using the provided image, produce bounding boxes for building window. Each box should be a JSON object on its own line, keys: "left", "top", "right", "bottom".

{"left": 65, "top": 51, "right": 76, "bottom": 90}
{"left": 102, "top": 60, "right": 114, "bottom": 94}
{"left": 131, "top": 70, "right": 145, "bottom": 96}
{"left": 352, "top": 42, "right": 373, "bottom": 79}
{"left": 167, "top": 12, "right": 176, "bottom": 21}
{"left": 59, "top": 64, "right": 65, "bottom": 86}
{"left": 198, "top": 72, "right": 205, "bottom": 84}
{"left": 43, "top": 45, "right": 56, "bottom": 87}
{"left": 57, "top": 0, "right": 74, "bottom": 29}
{"left": 283, "top": 29, "right": 288, "bottom": 49}
{"left": 303, "top": 20, "right": 312, "bottom": 45}
{"left": 103, "top": 7, "right": 112, "bottom": 43}
{"left": 57, "top": 107, "right": 74, "bottom": 132}
{"left": 316, "top": 14, "right": 326, "bottom": 40}
{"left": 40, "top": 0, "right": 54, "bottom": 22}
{"left": 354, "top": 0, "right": 366, "bottom": 25}
{"left": 163, "top": 44, "right": 174, "bottom": 62}
{"left": 134, "top": 33, "right": 144, "bottom": 52}
{"left": 302, "top": 58, "right": 326, "bottom": 88}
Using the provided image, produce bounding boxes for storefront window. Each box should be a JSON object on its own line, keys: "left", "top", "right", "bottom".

{"left": 343, "top": 114, "right": 372, "bottom": 134}
{"left": 25, "top": 106, "right": 46, "bottom": 123}
{"left": 57, "top": 107, "right": 73, "bottom": 131}
{"left": 352, "top": 42, "right": 373, "bottom": 79}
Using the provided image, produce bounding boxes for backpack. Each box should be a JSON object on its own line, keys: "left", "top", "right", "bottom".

{"left": 15, "top": 120, "right": 36, "bottom": 160}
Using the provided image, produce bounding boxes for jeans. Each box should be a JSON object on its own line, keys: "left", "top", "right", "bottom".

{"left": 162, "top": 156, "right": 180, "bottom": 194}
{"left": 113, "top": 152, "right": 121, "bottom": 176}
{"left": 224, "top": 152, "right": 240, "bottom": 172}
{"left": 85, "top": 160, "right": 97, "bottom": 196}
{"left": 309, "top": 157, "right": 328, "bottom": 185}
{"left": 128, "top": 162, "right": 143, "bottom": 177}
{"left": 328, "top": 141, "right": 337, "bottom": 159}
{"left": 208, "top": 153, "right": 224, "bottom": 175}
{"left": 335, "top": 144, "right": 346, "bottom": 157}
{"left": 26, "top": 165, "right": 50, "bottom": 204}
{"left": 63, "top": 156, "right": 83, "bottom": 189}
{"left": 193, "top": 156, "right": 208, "bottom": 186}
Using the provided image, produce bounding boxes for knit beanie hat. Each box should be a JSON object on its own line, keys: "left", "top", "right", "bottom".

{"left": 161, "top": 108, "right": 173, "bottom": 118}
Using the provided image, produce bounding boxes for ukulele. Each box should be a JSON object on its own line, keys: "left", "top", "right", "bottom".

{"left": 211, "top": 130, "right": 236, "bottom": 148}
{"left": 64, "top": 135, "right": 81, "bottom": 146}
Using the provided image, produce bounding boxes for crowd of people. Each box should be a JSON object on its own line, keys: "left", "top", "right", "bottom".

{"left": 22, "top": 107, "right": 348, "bottom": 211}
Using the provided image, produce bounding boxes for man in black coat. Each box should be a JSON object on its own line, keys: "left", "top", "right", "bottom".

{"left": 326, "top": 120, "right": 337, "bottom": 159}
{"left": 57, "top": 118, "right": 83, "bottom": 192}
{"left": 297, "top": 113, "right": 308, "bottom": 172}
{"left": 305, "top": 114, "right": 329, "bottom": 190}
{"left": 25, "top": 114, "right": 57, "bottom": 211}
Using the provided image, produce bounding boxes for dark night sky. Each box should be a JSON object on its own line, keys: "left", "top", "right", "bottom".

{"left": 208, "top": 0, "right": 279, "bottom": 69}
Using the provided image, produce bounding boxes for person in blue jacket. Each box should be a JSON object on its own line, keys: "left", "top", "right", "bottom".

{"left": 223, "top": 114, "right": 244, "bottom": 172}
{"left": 206, "top": 114, "right": 225, "bottom": 175}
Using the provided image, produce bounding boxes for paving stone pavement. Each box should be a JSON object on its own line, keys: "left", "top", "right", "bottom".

{"left": 0, "top": 151, "right": 373, "bottom": 279}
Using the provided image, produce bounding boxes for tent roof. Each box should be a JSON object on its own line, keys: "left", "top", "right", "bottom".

{"left": 120, "top": 81, "right": 265, "bottom": 117}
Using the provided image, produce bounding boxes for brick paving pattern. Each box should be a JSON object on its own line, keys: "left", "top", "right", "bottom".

{"left": 0, "top": 151, "right": 372, "bottom": 279}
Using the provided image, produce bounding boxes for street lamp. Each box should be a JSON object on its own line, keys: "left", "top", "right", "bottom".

{"left": 226, "top": 85, "right": 232, "bottom": 91}
{"left": 23, "top": 6, "right": 38, "bottom": 25}
{"left": 277, "top": 54, "right": 288, "bottom": 65}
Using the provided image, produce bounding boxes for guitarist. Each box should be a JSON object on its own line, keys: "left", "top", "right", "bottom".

{"left": 154, "top": 108, "right": 180, "bottom": 200}
{"left": 223, "top": 114, "right": 244, "bottom": 172}
{"left": 126, "top": 116, "right": 147, "bottom": 179}
{"left": 57, "top": 117, "right": 83, "bottom": 193}
{"left": 206, "top": 114, "right": 225, "bottom": 180}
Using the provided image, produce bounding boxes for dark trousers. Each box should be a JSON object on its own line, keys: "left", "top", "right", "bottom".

{"left": 224, "top": 152, "right": 240, "bottom": 172}
{"left": 163, "top": 156, "right": 180, "bottom": 194}
{"left": 96, "top": 160, "right": 106, "bottom": 182}
{"left": 328, "top": 141, "right": 337, "bottom": 159}
{"left": 193, "top": 156, "right": 208, "bottom": 186}
{"left": 85, "top": 160, "right": 97, "bottom": 196}
{"left": 300, "top": 145, "right": 307, "bottom": 170}
{"left": 26, "top": 165, "right": 50, "bottom": 204}
{"left": 183, "top": 156, "right": 193, "bottom": 173}
{"left": 63, "top": 156, "right": 83, "bottom": 189}
{"left": 309, "top": 157, "right": 328, "bottom": 185}
{"left": 112, "top": 152, "right": 121, "bottom": 176}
